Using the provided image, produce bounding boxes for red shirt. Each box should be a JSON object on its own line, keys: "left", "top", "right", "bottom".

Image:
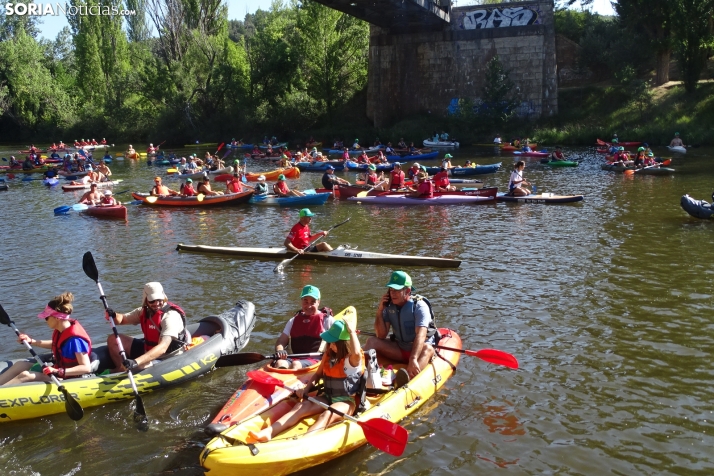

{"left": 416, "top": 180, "right": 434, "bottom": 198}
{"left": 434, "top": 171, "right": 449, "bottom": 187}
{"left": 390, "top": 170, "right": 405, "bottom": 189}
{"left": 287, "top": 222, "right": 312, "bottom": 249}
{"left": 274, "top": 181, "right": 290, "bottom": 196}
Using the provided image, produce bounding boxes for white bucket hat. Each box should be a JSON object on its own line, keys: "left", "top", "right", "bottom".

{"left": 143, "top": 282, "right": 166, "bottom": 302}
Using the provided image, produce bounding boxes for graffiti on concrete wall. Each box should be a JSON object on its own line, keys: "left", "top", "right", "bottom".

{"left": 458, "top": 7, "right": 539, "bottom": 30}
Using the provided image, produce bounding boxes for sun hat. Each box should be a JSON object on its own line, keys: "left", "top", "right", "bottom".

{"left": 417, "top": 172, "right": 428, "bottom": 180}
{"left": 320, "top": 320, "right": 350, "bottom": 343}
{"left": 386, "top": 270, "right": 413, "bottom": 290}
{"left": 299, "top": 208, "right": 315, "bottom": 217}
{"left": 258, "top": 175, "right": 266, "bottom": 181}
{"left": 186, "top": 178, "right": 193, "bottom": 183}
{"left": 278, "top": 174, "right": 286, "bottom": 180}
{"left": 296, "top": 151, "right": 302, "bottom": 156}
{"left": 143, "top": 282, "right": 166, "bottom": 302}
{"left": 300, "top": 285, "right": 321, "bottom": 300}
{"left": 368, "top": 164, "right": 376, "bottom": 170}
{"left": 444, "top": 153, "right": 453, "bottom": 158}
{"left": 412, "top": 163, "right": 420, "bottom": 168}
{"left": 104, "top": 190, "right": 112, "bottom": 196}
{"left": 37, "top": 305, "right": 71, "bottom": 320}
{"left": 326, "top": 165, "right": 335, "bottom": 170}
{"left": 90, "top": 182, "right": 98, "bottom": 187}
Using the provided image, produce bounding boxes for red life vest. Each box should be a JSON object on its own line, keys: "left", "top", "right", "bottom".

{"left": 390, "top": 170, "right": 405, "bottom": 188}
{"left": 51, "top": 320, "right": 92, "bottom": 370}
{"left": 140, "top": 302, "right": 187, "bottom": 351}
{"left": 227, "top": 179, "right": 241, "bottom": 193}
{"left": 434, "top": 171, "right": 449, "bottom": 187}
{"left": 289, "top": 311, "right": 329, "bottom": 353}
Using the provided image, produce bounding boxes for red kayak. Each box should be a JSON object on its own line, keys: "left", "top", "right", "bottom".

{"left": 512, "top": 151, "right": 549, "bottom": 157}
{"left": 82, "top": 205, "right": 127, "bottom": 220}
{"left": 596, "top": 139, "right": 642, "bottom": 147}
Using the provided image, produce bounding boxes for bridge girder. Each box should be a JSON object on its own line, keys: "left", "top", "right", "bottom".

{"left": 314, "top": 0, "right": 450, "bottom": 31}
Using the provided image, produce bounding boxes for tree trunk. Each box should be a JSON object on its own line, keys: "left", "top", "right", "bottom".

{"left": 655, "top": 48, "right": 671, "bottom": 85}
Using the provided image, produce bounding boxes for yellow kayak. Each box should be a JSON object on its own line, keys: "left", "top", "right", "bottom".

{"left": 200, "top": 328, "right": 461, "bottom": 475}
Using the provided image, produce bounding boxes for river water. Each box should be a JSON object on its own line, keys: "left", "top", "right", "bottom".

{"left": 0, "top": 144, "right": 712, "bottom": 475}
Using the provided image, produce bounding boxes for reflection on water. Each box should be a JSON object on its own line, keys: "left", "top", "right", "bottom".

{"left": 0, "top": 144, "right": 713, "bottom": 474}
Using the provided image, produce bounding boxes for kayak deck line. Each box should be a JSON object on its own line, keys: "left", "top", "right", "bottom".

{"left": 176, "top": 244, "right": 461, "bottom": 268}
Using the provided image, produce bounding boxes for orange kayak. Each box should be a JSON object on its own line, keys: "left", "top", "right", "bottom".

{"left": 131, "top": 190, "right": 253, "bottom": 206}
{"left": 245, "top": 167, "right": 300, "bottom": 182}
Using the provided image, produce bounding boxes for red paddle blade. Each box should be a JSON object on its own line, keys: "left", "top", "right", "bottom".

{"left": 359, "top": 418, "right": 408, "bottom": 457}
{"left": 247, "top": 370, "right": 284, "bottom": 387}
{"left": 623, "top": 169, "right": 635, "bottom": 176}
{"left": 467, "top": 349, "right": 519, "bottom": 369}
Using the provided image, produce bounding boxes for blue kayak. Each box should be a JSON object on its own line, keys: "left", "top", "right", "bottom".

{"left": 344, "top": 161, "right": 394, "bottom": 172}
{"left": 424, "top": 163, "right": 502, "bottom": 176}
{"left": 296, "top": 161, "right": 345, "bottom": 171}
{"left": 43, "top": 177, "right": 59, "bottom": 186}
{"left": 249, "top": 192, "right": 331, "bottom": 207}
{"left": 386, "top": 151, "right": 439, "bottom": 162}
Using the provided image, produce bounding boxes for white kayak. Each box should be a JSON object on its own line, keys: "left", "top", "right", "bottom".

{"left": 667, "top": 146, "right": 687, "bottom": 154}
{"left": 176, "top": 244, "right": 461, "bottom": 268}
{"left": 423, "top": 139, "right": 459, "bottom": 148}
{"left": 61, "top": 179, "right": 123, "bottom": 191}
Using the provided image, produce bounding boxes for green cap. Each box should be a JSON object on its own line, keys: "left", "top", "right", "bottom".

{"left": 282, "top": 154, "right": 287, "bottom": 158}
{"left": 675, "top": 132, "right": 680, "bottom": 136}
{"left": 300, "top": 284, "right": 320, "bottom": 300}
{"left": 444, "top": 153, "right": 453, "bottom": 158}
{"left": 186, "top": 178, "right": 193, "bottom": 183}
{"left": 647, "top": 152, "right": 654, "bottom": 156}
{"left": 278, "top": 174, "right": 286, "bottom": 180}
{"left": 299, "top": 208, "right": 314, "bottom": 217}
{"left": 320, "top": 320, "right": 350, "bottom": 343}
{"left": 368, "top": 164, "right": 376, "bottom": 170}
{"left": 637, "top": 147, "right": 645, "bottom": 151}
{"left": 386, "top": 270, "right": 412, "bottom": 290}
{"left": 234, "top": 159, "right": 239, "bottom": 164}
{"left": 355, "top": 138, "right": 359, "bottom": 142}
{"left": 312, "top": 147, "right": 317, "bottom": 151}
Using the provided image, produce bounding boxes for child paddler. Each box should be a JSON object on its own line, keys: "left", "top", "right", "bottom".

{"left": 248, "top": 319, "right": 364, "bottom": 443}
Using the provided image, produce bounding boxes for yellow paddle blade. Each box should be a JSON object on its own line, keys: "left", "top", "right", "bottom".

{"left": 145, "top": 196, "right": 158, "bottom": 203}
{"left": 166, "top": 168, "right": 177, "bottom": 174}
{"left": 196, "top": 193, "right": 205, "bottom": 202}
{"left": 334, "top": 306, "right": 357, "bottom": 329}
{"left": 356, "top": 191, "right": 369, "bottom": 198}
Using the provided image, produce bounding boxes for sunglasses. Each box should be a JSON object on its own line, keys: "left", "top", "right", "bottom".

{"left": 148, "top": 299, "right": 163, "bottom": 304}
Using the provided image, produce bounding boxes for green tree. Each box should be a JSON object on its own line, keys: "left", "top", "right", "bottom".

{"left": 671, "top": 0, "right": 714, "bottom": 92}
{"left": 0, "top": 29, "right": 75, "bottom": 132}
{"left": 0, "top": 8, "right": 41, "bottom": 41}
{"left": 615, "top": 0, "right": 674, "bottom": 85}
{"left": 295, "top": 0, "right": 368, "bottom": 123}
{"left": 126, "top": 0, "right": 151, "bottom": 42}
{"left": 479, "top": 55, "right": 519, "bottom": 124}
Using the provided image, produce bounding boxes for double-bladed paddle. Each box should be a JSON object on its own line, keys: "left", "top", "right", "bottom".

{"left": 273, "top": 217, "right": 351, "bottom": 273}
{"left": 356, "top": 331, "right": 518, "bottom": 369}
{"left": 214, "top": 352, "right": 322, "bottom": 368}
{"left": 247, "top": 370, "right": 408, "bottom": 457}
{"left": 54, "top": 204, "right": 89, "bottom": 215}
{"left": 0, "top": 303, "right": 84, "bottom": 421}
{"left": 81, "top": 251, "right": 148, "bottom": 429}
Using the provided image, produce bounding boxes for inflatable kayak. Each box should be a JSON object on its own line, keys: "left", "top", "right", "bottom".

{"left": 205, "top": 306, "right": 356, "bottom": 436}
{"left": 512, "top": 150, "right": 549, "bottom": 157}
{"left": 43, "top": 177, "right": 59, "bottom": 186}
{"left": 249, "top": 192, "right": 331, "bottom": 207}
{"left": 424, "top": 163, "right": 502, "bottom": 176}
{"left": 199, "top": 328, "right": 461, "bottom": 476}
{"left": 131, "top": 190, "right": 253, "bottom": 206}
{"left": 296, "top": 161, "right": 345, "bottom": 171}
{"left": 601, "top": 163, "right": 636, "bottom": 172}
{"left": 61, "top": 179, "right": 123, "bottom": 191}
{"left": 540, "top": 159, "right": 579, "bottom": 167}
{"left": 497, "top": 192, "right": 584, "bottom": 204}
{"left": 668, "top": 146, "right": 687, "bottom": 154}
{"left": 347, "top": 194, "right": 493, "bottom": 205}
{"left": 0, "top": 301, "right": 255, "bottom": 423}
{"left": 82, "top": 205, "right": 128, "bottom": 220}
{"left": 177, "top": 244, "right": 462, "bottom": 268}
{"left": 386, "top": 151, "right": 439, "bottom": 162}
{"left": 244, "top": 167, "right": 300, "bottom": 182}
{"left": 174, "top": 166, "right": 234, "bottom": 180}
{"left": 422, "top": 139, "right": 460, "bottom": 148}
{"left": 681, "top": 194, "right": 714, "bottom": 219}
{"left": 631, "top": 166, "right": 675, "bottom": 175}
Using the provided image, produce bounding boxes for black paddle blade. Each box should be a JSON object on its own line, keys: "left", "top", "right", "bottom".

{"left": 59, "top": 386, "right": 84, "bottom": 421}
{"left": 134, "top": 395, "right": 148, "bottom": 429}
{"left": 214, "top": 352, "right": 270, "bottom": 368}
{"left": 0, "top": 303, "right": 11, "bottom": 326}
{"left": 82, "top": 252, "right": 99, "bottom": 282}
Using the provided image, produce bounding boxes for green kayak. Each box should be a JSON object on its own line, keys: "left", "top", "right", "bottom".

{"left": 542, "top": 159, "right": 578, "bottom": 167}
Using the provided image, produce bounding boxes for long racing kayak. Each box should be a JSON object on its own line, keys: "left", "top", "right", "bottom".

{"left": 348, "top": 194, "right": 493, "bottom": 205}
{"left": 131, "top": 190, "right": 253, "bottom": 206}
{"left": 497, "top": 192, "right": 584, "bottom": 204}
{"left": 0, "top": 301, "right": 255, "bottom": 422}
{"left": 176, "top": 244, "right": 462, "bottom": 268}
{"left": 249, "top": 192, "right": 331, "bottom": 207}
{"left": 199, "top": 328, "right": 461, "bottom": 476}
{"left": 61, "top": 179, "right": 123, "bottom": 191}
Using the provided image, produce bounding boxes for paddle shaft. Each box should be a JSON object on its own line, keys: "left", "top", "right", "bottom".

{"left": 215, "top": 352, "right": 322, "bottom": 368}
{"left": 355, "top": 330, "right": 518, "bottom": 368}
{"left": 274, "top": 217, "right": 350, "bottom": 272}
